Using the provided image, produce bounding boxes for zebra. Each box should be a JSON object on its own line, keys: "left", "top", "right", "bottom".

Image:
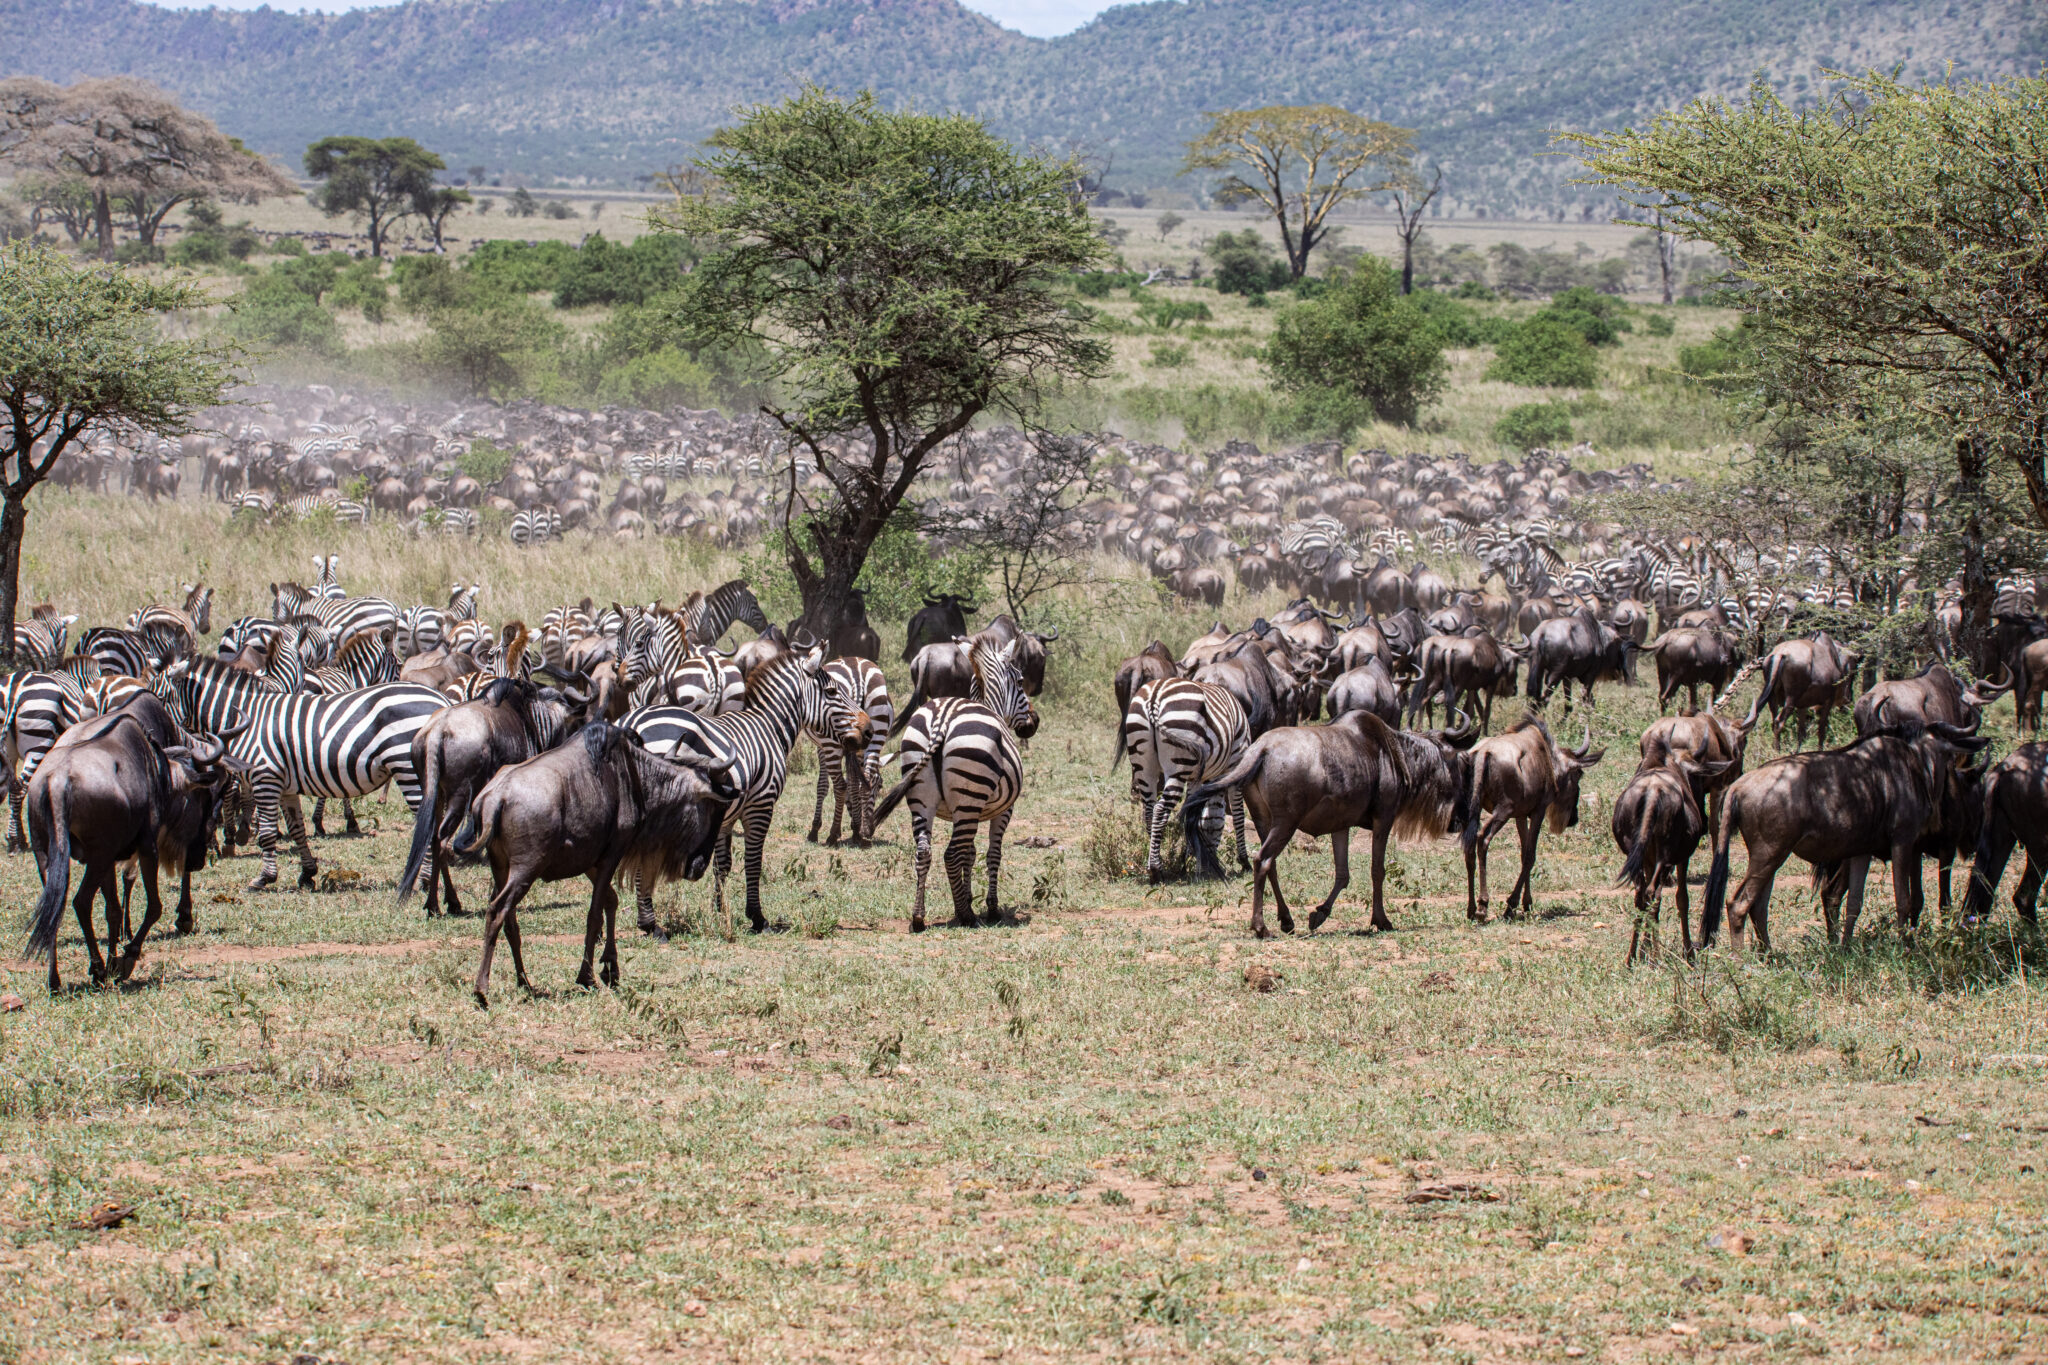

{"left": 630, "top": 649, "right": 744, "bottom": 714}
{"left": 0, "top": 664, "right": 96, "bottom": 851}
{"left": 684, "top": 580, "right": 772, "bottom": 647}
{"left": 12, "top": 611, "right": 75, "bottom": 670}
{"left": 1123, "top": 678, "right": 1251, "bottom": 881}
{"left": 152, "top": 657, "right": 449, "bottom": 891}
{"left": 447, "top": 583, "right": 481, "bottom": 622}
{"left": 394, "top": 605, "right": 444, "bottom": 661}
{"left": 622, "top": 646, "right": 867, "bottom": 934}
{"left": 872, "top": 638, "right": 1033, "bottom": 933}
{"left": 80, "top": 626, "right": 158, "bottom": 679}
{"left": 809, "top": 656, "right": 892, "bottom": 847}
{"left": 128, "top": 586, "right": 211, "bottom": 667}
{"left": 273, "top": 586, "right": 400, "bottom": 644}
{"left": 510, "top": 508, "right": 561, "bottom": 547}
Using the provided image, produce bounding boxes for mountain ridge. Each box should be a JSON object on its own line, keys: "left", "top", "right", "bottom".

{"left": 3, "top": 0, "right": 2040, "bottom": 212}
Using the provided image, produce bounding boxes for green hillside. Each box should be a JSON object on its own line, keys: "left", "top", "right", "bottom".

{"left": 3, "top": 0, "right": 2040, "bottom": 210}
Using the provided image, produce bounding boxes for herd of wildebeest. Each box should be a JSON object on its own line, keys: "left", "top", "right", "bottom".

{"left": 15, "top": 390, "right": 2048, "bottom": 1004}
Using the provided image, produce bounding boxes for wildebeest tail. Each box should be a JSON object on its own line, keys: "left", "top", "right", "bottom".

{"left": 397, "top": 738, "right": 440, "bottom": 899}
{"left": 1962, "top": 775, "right": 2015, "bottom": 922}
{"left": 1615, "top": 800, "right": 1656, "bottom": 891}
{"left": 1109, "top": 714, "right": 1130, "bottom": 771}
{"left": 889, "top": 679, "right": 929, "bottom": 739}
{"left": 1699, "top": 787, "right": 1737, "bottom": 942}
{"left": 1737, "top": 654, "right": 1778, "bottom": 727}
{"left": 26, "top": 776, "right": 72, "bottom": 962}
{"left": 1183, "top": 747, "right": 1264, "bottom": 816}
{"left": 452, "top": 787, "right": 501, "bottom": 859}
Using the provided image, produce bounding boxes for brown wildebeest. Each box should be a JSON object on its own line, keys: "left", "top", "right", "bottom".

{"left": 1854, "top": 662, "right": 2010, "bottom": 738}
{"left": 457, "top": 723, "right": 737, "bottom": 1007}
{"left": 1963, "top": 743, "right": 2048, "bottom": 924}
{"left": 1333, "top": 617, "right": 1392, "bottom": 673}
{"left": 1180, "top": 620, "right": 1247, "bottom": 672}
{"left": 1193, "top": 639, "right": 1285, "bottom": 738}
{"left": 1109, "top": 641, "right": 1179, "bottom": 769}
{"left": 1742, "top": 632, "right": 1857, "bottom": 749}
{"left": 25, "top": 705, "right": 240, "bottom": 990}
{"left": 1167, "top": 567, "right": 1226, "bottom": 609}
{"left": 1324, "top": 657, "right": 1403, "bottom": 726}
{"left": 1268, "top": 598, "right": 1340, "bottom": 663}
{"left": 1606, "top": 597, "right": 1651, "bottom": 647}
{"left": 1525, "top": 608, "right": 1636, "bottom": 713}
{"left": 1461, "top": 716, "right": 1605, "bottom": 922}
{"left": 1611, "top": 753, "right": 1730, "bottom": 964}
{"left": 1406, "top": 630, "right": 1520, "bottom": 732}
{"left": 1644, "top": 626, "right": 1742, "bottom": 712}
{"left": 1700, "top": 711, "right": 1988, "bottom": 952}
{"left": 1673, "top": 602, "right": 1733, "bottom": 632}
{"left": 973, "top": 614, "right": 1055, "bottom": 696}
{"left": 1411, "top": 563, "right": 1450, "bottom": 613}
{"left": 1183, "top": 710, "right": 1473, "bottom": 938}
{"left": 1363, "top": 557, "right": 1416, "bottom": 616}
{"left": 1637, "top": 710, "right": 1750, "bottom": 829}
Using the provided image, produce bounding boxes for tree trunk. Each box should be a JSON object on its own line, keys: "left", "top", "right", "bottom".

{"left": 795, "top": 524, "right": 873, "bottom": 654}
{"left": 1956, "top": 436, "right": 1997, "bottom": 673}
{"left": 0, "top": 494, "right": 27, "bottom": 669}
{"left": 93, "top": 188, "right": 114, "bottom": 261}
{"left": 1400, "top": 229, "right": 1416, "bottom": 294}
{"left": 1655, "top": 209, "right": 1675, "bottom": 306}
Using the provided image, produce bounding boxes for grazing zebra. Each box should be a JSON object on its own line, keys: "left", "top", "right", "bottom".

{"left": 872, "top": 639, "right": 1033, "bottom": 933}
{"left": 1124, "top": 678, "right": 1251, "bottom": 881}
{"left": 12, "top": 611, "right": 75, "bottom": 670}
{"left": 809, "top": 656, "right": 892, "bottom": 847}
{"left": 152, "top": 658, "right": 449, "bottom": 891}
{"left": 394, "top": 605, "right": 444, "bottom": 660}
{"left": 622, "top": 647, "right": 868, "bottom": 933}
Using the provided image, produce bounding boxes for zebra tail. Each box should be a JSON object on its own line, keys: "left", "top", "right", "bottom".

{"left": 871, "top": 771, "right": 918, "bottom": 828}
{"left": 396, "top": 739, "right": 440, "bottom": 899}
{"left": 26, "top": 776, "right": 71, "bottom": 963}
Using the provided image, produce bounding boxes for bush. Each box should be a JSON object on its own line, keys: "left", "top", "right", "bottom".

{"left": 1678, "top": 321, "right": 1757, "bottom": 389}
{"left": 1486, "top": 316, "right": 1600, "bottom": 388}
{"left": 1494, "top": 401, "right": 1576, "bottom": 450}
{"left": 1262, "top": 257, "right": 1449, "bottom": 429}
{"left": 552, "top": 232, "right": 697, "bottom": 309}
{"left": 228, "top": 258, "right": 344, "bottom": 356}
{"left": 1138, "top": 298, "right": 1212, "bottom": 330}
{"left": 461, "top": 239, "right": 578, "bottom": 296}
{"left": 113, "top": 241, "right": 164, "bottom": 265}
{"left": 1147, "top": 341, "right": 1192, "bottom": 368}
{"left": 1533, "top": 285, "right": 1632, "bottom": 346}
{"left": 542, "top": 200, "right": 578, "bottom": 220}
{"left": 327, "top": 259, "right": 389, "bottom": 323}
{"left": 1644, "top": 312, "right": 1676, "bottom": 337}
{"left": 1207, "top": 230, "right": 1291, "bottom": 297}
{"left": 1451, "top": 279, "right": 1496, "bottom": 301}
{"left": 459, "top": 438, "right": 515, "bottom": 487}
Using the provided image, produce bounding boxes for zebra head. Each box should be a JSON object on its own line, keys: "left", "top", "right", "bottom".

{"left": 788, "top": 644, "right": 869, "bottom": 756}
{"left": 970, "top": 638, "right": 1037, "bottom": 739}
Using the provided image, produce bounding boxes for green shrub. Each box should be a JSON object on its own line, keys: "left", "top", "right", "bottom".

{"left": 228, "top": 259, "right": 344, "bottom": 356}
{"left": 461, "top": 238, "right": 578, "bottom": 295}
{"left": 1532, "top": 285, "right": 1631, "bottom": 346}
{"left": 113, "top": 241, "right": 164, "bottom": 265}
{"left": 1138, "top": 299, "right": 1212, "bottom": 330}
{"left": 1147, "top": 341, "right": 1192, "bottom": 368}
{"left": 458, "top": 439, "right": 515, "bottom": 487}
{"left": 1494, "top": 401, "right": 1576, "bottom": 450}
{"left": 1485, "top": 316, "right": 1599, "bottom": 387}
{"left": 1644, "top": 312, "right": 1675, "bottom": 337}
{"left": 1263, "top": 257, "right": 1448, "bottom": 428}
{"left": 327, "top": 259, "right": 389, "bottom": 323}
{"left": 552, "top": 232, "right": 697, "bottom": 309}
{"left": 1451, "top": 280, "right": 1497, "bottom": 301}
{"left": 1207, "top": 230, "right": 1291, "bottom": 297}
{"left": 1678, "top": 321, "right": 1757, "bottom": 390}
{"left": 740, "top": 507, "right": 989, "bottom": 624}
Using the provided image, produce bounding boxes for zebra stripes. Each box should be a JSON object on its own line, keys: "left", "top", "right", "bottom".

{"left": 1124, "top": 678, "right": 1251, "bottom": 881}
{"left": 810, "top": 657, "right": 892, "bottom": 846}
{"left": 12, "top": 614, "right": 74, "bottom": 671}
{"left": 622, "top": 647, "right": 867, "bottom": 933}
{"left": 872, "top": 638, "right": 1031, "bottom": 933}
{"left": 153, "top": 658, "right": 448, "bottom": 890}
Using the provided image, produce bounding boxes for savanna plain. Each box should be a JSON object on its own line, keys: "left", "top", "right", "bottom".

{"left": 0, "top": 487, "right": 2043, "bottom": 1365}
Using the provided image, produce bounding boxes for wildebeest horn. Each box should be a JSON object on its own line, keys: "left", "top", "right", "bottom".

{"left": 663, "top": 749, "right": 737, "bottom": 775}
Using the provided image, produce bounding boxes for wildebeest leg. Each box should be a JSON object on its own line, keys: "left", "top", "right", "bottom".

{"left": 285, "top": 796, "right": 319, "bottom": 890}
{"left": 1248, "top": 821, "right": 1288, "bottom": 940}
{"left": 1675, "top": 846, "right": 1696, "bottom": 959}
{"left": 74, "top": 868, "right": 110, "bottom": 984}
{"left": 2015, "top": 850, "right": 2046, "bottom": 922}
{"left": 116, "top": 854, "right": 165, "bottom": 981}
{"left": 1892, "top": 840, "right": 1924, "bottom": 937}
{"left": 1935, "top": 851, "right": 1955, "bottom": 917}
{"left": 909, "top": 807, "right": 935, "bottom": 933}
{"left": 635, "top": 869, "right": 659, "bottom": 935}
{"left": 741, "top": 806, "right": 773, "bottom": 932}
{"left": 1831, "top": 856, "right": 1870, "bottom": 945}
{"left": 1365, "top": 821, "right": 1395, "bottom": 932}
{"left": 982, "top": 808, "right": 1012, "bottom": 924}
{"left": 942, "top": 820, "right": 979, "bottom": 928}
{"left": 1794, "top": 708, "right": 1810, "bottom": 751}
{"left": 1724, "top": 862, "right": 1777, "bottom": 954}
{"left": 1508, "top": 815, "right": 1541, "bottom": 918}
{"left": 473, "top": 868, "right": 538, "bottom": 1007}
{"left": 1816, "top": 862, "right": 1846, "bottom": 944}
{"left": 1817, "top": 703, "right": 1833, "bottom": 750}
{"left": 1310, "top": 829, "right": 1350, "bottom": 931}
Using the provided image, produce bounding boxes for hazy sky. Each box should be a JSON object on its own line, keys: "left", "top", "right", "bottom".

{"left": 164, "top": 0, "right": 1113, "bottom": 39}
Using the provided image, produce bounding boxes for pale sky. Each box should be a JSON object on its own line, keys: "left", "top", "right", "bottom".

{"left": 163, "top": 0, "right": 1111, "bottom": 39}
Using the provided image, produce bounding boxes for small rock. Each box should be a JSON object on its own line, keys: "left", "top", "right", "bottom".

{"left": 824, "top": 1114, "right": 854, "bottom": 1130}
{"left": 1564, "top": 1350, "right": 1587, "bottom": 1359}
{"left": 1787, "top": 1312, "right": 1808, "bottom": 1326}
{"left": 1295, "top": 1256, "right": 1312, "bottom": 1273}
{"left": 1707, "top": 1228, "right": 1752, "bottom": 1255}
{"left": 0, "top": 993, "right": 23, "bottom": 1013}
{"left": 681, "top": 1300, "right": 707, "bottom": 1317}
{"left": 1419, "top": 970, "right": 1455, "bottom": 993}
{"left": 1019, "top": 835, "right": 1058, "bottom": 849}
{"left": 1669, "top": 1321, "right": 1698, "bottom": 1336}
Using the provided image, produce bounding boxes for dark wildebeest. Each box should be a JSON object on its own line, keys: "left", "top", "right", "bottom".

{"left": 1637, "top": 710, "right": 1750, "bottom": 829}
{"left": 1411, "top": 563, "right": 1450, "bottom": 614}
{"left": 1406, "top": 630, "right": 1520, "bottom": 732}
{"left": 1109, "top": 641, "right": 1179, "bottom": 769}
{"left": 457, "top": 723, "right": 737, "bottom": 1007}
{"left": 1611, "top": 753, "right": 1731, "bottom": 964}
{"left": 1167, "top": 567, "right": 1227, "bottom": 609}
{"left": 24, "top": 704, "right": 240, "bottom": 990}
{"left": 1525, "top": 608, "right": 1637, "bottom": 713}
{"left": 1180, "top": 620, "right": 1247, "bottom": 672}
{"left": 1363, "top": 557, "right": 1416, "bottom": 616}
{"left": 895, "top": 641, "right": 974, "bottom": 736}
{"left": 1183, "top": 711, "right": 1474, "bottom": 938}
{"left": 1333, "top": 617, "right": 1392, "bottom": 673}
{"left": 1374, "top": 607, "right": 1432, "bottom": 670}
{"left": 1607, "top": 597, "right": 1651, "bottom": 647}
{"left": 1962, "top": 743, "right": 2048, "bottom": 924}
{"left": 1324, "top": 657, "right": 1404, "bottom": 726}
{"left": 1193, "top": 640, "right": 1285, "bottom": 738}
{"left": 902, "top": 594, "right": 976, "bottom": 663}
{"left": 1644, "top": 626, "right": 1742, "bottom": 713}
{"left": 399, "top": 676, "right": 593, "bottom": 917}
{"left": 1742, "top": 632, "right": 1857, "bottom": 749}
{"left": 975, "top": 614, "right": 1055, "bottom": 696}
{"left": 1700, "top": 711, "right": 1987, "bottom": 952}
{"left": 1853, "top": 662, "right": 2009, "bottom": 737}
{"left": 1461, "top": 716, "right": 1604, "bottom": 922}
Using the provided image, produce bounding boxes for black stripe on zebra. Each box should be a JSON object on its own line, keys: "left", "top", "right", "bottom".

{"left": 154, "top": 658, "right": 448, "bottom": 890}
{"left": 685, "top": 580, "right": 771, "bottom": 647}
{"left": 809, "top": 657, "right": 891, "bottom": 847}
{"left": 0, "top": 669, "right": 90, "bottom": 852}
{"left": 621, "top": 646, "right": 865, "bottom": 933}
{"left": 1123, "top": 678, "right": 1251, "bottom": 881}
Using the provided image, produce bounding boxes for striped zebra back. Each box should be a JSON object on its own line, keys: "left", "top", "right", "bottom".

{"left": 685, "top": 580, "right": 770, "bottom": 647}
{"left": 827, "top": 656, "right": 891, "bottom": 778}
{"left": 313, "top": 596, "right": 399, "bottom": 641}
{"left": 395, "top": 605, "right": 445, "bottom": 660}
{"left": 1125, "top": 678, "right": 1250, "bottom": 789}
{"left": 447, "top": 584, "right": 480, "bottom": 621}
{"left": 967, "top": 638, "right": 1036, "bottom": 737}
{"left": 894, "top": 698, "right": 1023, "bottom": 820}
{"left": 80, "top": 626, "right": 155, "bottom": 680}
{"left": 12, "top": 615, "right": 73, "bottom": 671}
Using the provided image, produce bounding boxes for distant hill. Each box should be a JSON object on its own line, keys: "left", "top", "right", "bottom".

{"left": 4, "top": 0, "right": 2041, "bottom": 213}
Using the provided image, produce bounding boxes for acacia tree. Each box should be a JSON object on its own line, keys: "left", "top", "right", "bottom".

{"left": 0, "top": 241, "right": 239, "bottom": 662}
{"left": 1180, "top": 105, "right": 1413, "bottom": 279}
{"left": 304, "top": 136, "right": 444, "bottom": 258}
{"left": 414, "top": 185, "right": 472, "bottom": 252}
{"left": 0, "top": 77, "right": 293, "bottom": 259}
{"left": 1572, "top": 70, "right": 2048, "bottom": 663}
{"left": 1386, "top": 165, "right": 1442, "bottom": 294}
{"left": 661, "top": 87, "right": 1108, "bottom": 643}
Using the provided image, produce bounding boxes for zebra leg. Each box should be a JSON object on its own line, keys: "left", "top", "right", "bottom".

{"left": 741, "top": 806, "right": 771, "bottom": 933}
{"left": 248, "top": 777, "right": 285, "bottom": 890}
{"left": 1228, "top": 789, "right": 1250, "bottom": 871}
{"left": 909, "top": 808, "right": 933, "bottom": 934}
{"left": 282, "top": 795, "right": 318, "bottom": 891}
{"left": 635, "top": 869, "right": 660, "bottom": 936}
{"left": 859, "top": 757, "right": 881, "bottom": 846}
{"left": 343, "top": 797, "right": 361, "bottom": 836}
{"left": 826, "top": 755, "right": 850, "bottom": 847}
{"left": 712, "top": 828, "right": 735, "bottom": 938}
{"left": 943, "top": 820, "right": 979, "bottom": 928}
{"left": 1146, "top": 778, "right": 1183, "bottom": 882}
{"left": 808, "top": 762, "right": 829, "bottom": 843}
{"left": 5, "top": 768, "right": 24, "bottom": 855}
{"left": 311, "top": 797, "right": 327, "bottom": 837}
{"left": 982, "top": 808, "right": 1012, "bottom": 925}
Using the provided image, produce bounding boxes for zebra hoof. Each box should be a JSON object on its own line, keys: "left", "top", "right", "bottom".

{"left": 246, "top": 873, "right": 276, "bottom": 892}
{"left": 909, "top": 919, "right": 926, "bottom": 934}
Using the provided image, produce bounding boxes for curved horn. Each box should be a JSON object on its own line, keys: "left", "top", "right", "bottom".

{"left": 663, "top": 748, "right": 736, "bottom": 776}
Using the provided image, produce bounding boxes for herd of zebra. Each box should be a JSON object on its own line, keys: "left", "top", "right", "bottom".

{"left": 8, "top": 562, "right": 1048, "bottom": 991}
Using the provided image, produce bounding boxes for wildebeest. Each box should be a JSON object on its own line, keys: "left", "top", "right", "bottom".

{"left": 1700, "top": 711, "right": 1987, "bottom": 951}
{"left": 1192, "top": 639, "right": 1284, "bottom": 739}
{"left": 1525, "top": 608, "right": 1636, "bottom": 712}
{"left": 1637, "top": 710, "right": 1750, "bottom": 827}
{"left": 1461, "top": 716, "right": 1603, "bottom": 922}
{"left": 1324, "top": 657, "right": 1404, "bottom": 726}
{"left": 902, "top": 594, "right": 976, "bottom": 662}
{"left": 1962, "top": 742, "right": 2048, "bottom": 924}
{"left": 1167, "top": 567, "right": 1226, "bottom": 609}
{"left": 24, "top": 702, "right": 240, "bottom": 990}
{"left": 1742, "top": 632, "right": 1857, "bottom": 749}
{"left": 1645, "top": 626, "right": 1742, "bottom": 713}
{"left": 1853, "top": 662, "right": 2009, "bottom": 737}
{"left": 399, "top": 676, "right": 592, "bottom": 917}
{"left": 1109, "top": 641, "right": 1179, "bottom": 769}
{"left": 975, "top": 614, "right": 1055, "bottom": 696}
{"left": 1406, "top": 630, "right": 1519, "bottom": 732}
{"left": 1183, "top": 711, "right": 1472, "bottom": 938}
{"left": 1611, "top": 752, "right": 1728, "bottom": 963}
{"left": 457, "top": 723, "right": 737, "bottom": 1007}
